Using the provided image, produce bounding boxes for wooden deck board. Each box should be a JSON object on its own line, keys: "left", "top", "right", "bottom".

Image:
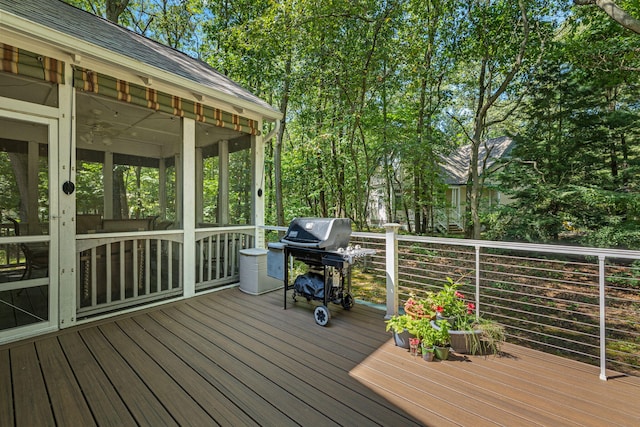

{"left": 79, "top": 327, "right": 178, "bottom": 426}
{"left": 160, "top": 305, "right": 346, "bottom": 426}
{"left": 34, "top": 338, "right": 96, "bottom": 426}
{"left": 1, "top": 286, "right": 639, "bottom": 427}
{"left": 0, "top": 349, "right": 14, "bottom": 427}
{"left": 57, "top": 332, "right": 138, "bottom": 427}
{"left": 97, "top": 321, "right": 216, "bottom": 426}
{"left": 10, "top": 344, "right": 55, "bottom": 427}
{"left": 118, "top": 316, "right": 262, "bottom": 426}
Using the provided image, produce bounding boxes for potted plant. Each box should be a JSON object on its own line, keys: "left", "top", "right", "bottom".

{"left": 385, "top": 314, "right": 414, "bottom": 348}
{"left": 421, "top": 341, "right": 435, "bottom": 361}
{"left": 432, "top": 319, "right": 450, "bottom": 360}
{"left": 413, "top": 319, "right": 437, "bottom": 362}
{"left": 429, "top": 278, "right": 505, "bottom": 356}
{"left": 403, "top": 292, "right": 435, "bottom": 320}
{"left": 430, "top": 277, "right": 468, "bottom": 321}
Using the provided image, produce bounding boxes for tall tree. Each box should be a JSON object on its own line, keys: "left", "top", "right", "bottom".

{"left": 450, "top": 0, "right": 544, "bottom": 239}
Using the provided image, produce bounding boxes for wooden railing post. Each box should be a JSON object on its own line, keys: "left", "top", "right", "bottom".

{"left": 384, "top": 223, "right": 400, "bottom": 319}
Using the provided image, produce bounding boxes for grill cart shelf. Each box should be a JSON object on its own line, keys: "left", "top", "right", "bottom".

{"left": 278, "top": 218, "right": 374, "bottom": 326}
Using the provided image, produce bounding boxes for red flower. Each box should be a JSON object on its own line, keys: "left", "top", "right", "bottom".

{"left": 436, "top": 306, "right": 444, "bottom": 313}
{"left": 467, "top": 302, "right": 475, "bottom": 314}
{"left": 455, "top": 291, "right": 464, "bottom": 299}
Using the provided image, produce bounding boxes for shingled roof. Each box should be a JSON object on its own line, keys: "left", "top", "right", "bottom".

{"left": 440, "top": 136, "right": 514, "bottom": 185}
{"left": 0, "top": 0, "right": 279, "bottom": 117}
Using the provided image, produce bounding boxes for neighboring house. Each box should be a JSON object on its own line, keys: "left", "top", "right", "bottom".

{"left": 368, "top": 136, "right": 514, "bottom": 233}
{"left": 0, "top": 0, "right": 281, "bottom": 344}
{"left": 438, "top": 136, "right": 515, "bottom": 233}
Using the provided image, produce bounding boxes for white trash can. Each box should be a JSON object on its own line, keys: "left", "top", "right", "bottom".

{"left": 239, "top": 248, "right": 282, "bottom": 295}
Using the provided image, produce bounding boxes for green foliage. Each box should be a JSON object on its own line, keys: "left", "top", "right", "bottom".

{"left": 0, "top": 152, "right": 20, "bottom": 217}
{"left": 431, "top": 319, "right": 450, "bottom": 347}
{"left": 384, "top": 314, "right": 413, "bottom": 334}
{"left": 487, "top": 16, "right": 640, "bottom": 248}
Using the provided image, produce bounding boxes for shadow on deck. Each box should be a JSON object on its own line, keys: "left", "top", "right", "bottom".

{"left": 1, "top": 287, "right": 639, "bottom": 426}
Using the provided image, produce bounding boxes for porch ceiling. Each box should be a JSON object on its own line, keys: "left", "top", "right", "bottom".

{"left": 0, "top": 71, "right": 249, "bottom": 159}
{"left": 75, "top": 93, "right": 247, "bottom": 158}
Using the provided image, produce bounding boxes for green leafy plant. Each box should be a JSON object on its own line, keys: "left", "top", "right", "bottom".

{"left": 410, "top": 318, "right": 436, "bottom": 345}
{"left": 432, "top": 319, "right": 450, "bottom": 347}
{"left": 384, "top": 314, "right": 414, "bottom": 334}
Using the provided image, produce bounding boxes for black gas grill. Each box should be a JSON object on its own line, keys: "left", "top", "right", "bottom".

{"left": 280, "top": 217, "right": 374, "bottom": 326}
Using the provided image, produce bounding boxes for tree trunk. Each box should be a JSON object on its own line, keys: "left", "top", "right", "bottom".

{"left": 275, "top": 56, "right": 291, "bottom": 227}
{"left": 105, "top": 0, "right": 129, "bottom": 23}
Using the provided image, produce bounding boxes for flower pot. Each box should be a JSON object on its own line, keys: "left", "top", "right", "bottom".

{"left": 449, "top": 328, "right": 484, "bottom": 354}
{"left": 434, "top": 345, "right": 450, "bottom": 360}
{"left": 422, "top": 348, "right": 435, "bottom": 362}
{"left": 393, "top": 329, "right": 412, "bottom": 349}
{"left": 431, "top": 320, "right": 484, "bottom": 355}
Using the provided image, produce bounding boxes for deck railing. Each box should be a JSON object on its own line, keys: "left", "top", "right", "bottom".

{"left": 75, "top": 226, "right": 254, "bottom": 317}
{"left": 195, "top": 226, "right": 254, "bottom": 291}
{"left": 76, "top": 230, "right": 184, "bottom": 317}
{"left": 264, "top": 224, "right": 640, "bottom": 379}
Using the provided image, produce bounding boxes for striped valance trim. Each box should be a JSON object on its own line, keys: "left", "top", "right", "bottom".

{"left": 0, "top": 43, "right": 64, "bottom": 84}
{"left": 73, "top": 67, "right": 260, "bottom": 136}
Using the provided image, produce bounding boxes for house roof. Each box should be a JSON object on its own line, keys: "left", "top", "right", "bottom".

{"left": 0, "top": 0, "right": 281, "bottom": 120}
{"left": 440, "top": 136, "right": 514, "bottom": 185}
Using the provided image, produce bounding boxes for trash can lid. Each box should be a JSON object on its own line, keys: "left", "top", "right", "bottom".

{"left": 267, "top": 242, "right": 285, "bottom": 249}
{"left": 240, "top": 248, "right": 269, "bottom": 256}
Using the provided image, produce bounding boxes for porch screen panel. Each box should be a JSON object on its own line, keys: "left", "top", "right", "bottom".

{"left": 0, "top": 43, "right": 64, "bottom": 84}
{"left": 73, "top": 68, "right": 260, "bottom": 136}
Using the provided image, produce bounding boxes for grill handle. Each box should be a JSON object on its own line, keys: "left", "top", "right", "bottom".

{"left": 280, "top": 238, "right": 320, "bottom": 248}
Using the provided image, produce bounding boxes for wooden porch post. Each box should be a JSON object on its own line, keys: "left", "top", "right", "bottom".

{"left": 195, "top": 147, "right": 203, "bottom": 226}
{"left": 218, "top": 140, "right": 229, "bottom": 225}
{"left": 182, "top": 118, "right": 196, "bottom": 297}
{"left": 103, "top": 152, "right": 113, "bottom": 219}
{"left": 27, "top": 140, "right": 39, "bottom": 234}
{"left": 159, "top": 157, "right": 167, "bottom": 219}
{"left": 58, "top": 62, "right": 76, "bottom": 328}
{"left": 252, "top": 131, "right": 265, "bottom": 248}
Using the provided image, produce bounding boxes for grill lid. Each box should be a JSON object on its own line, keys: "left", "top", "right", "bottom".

{"left": 281, "top": 217, "right": 352, "bottom": 250}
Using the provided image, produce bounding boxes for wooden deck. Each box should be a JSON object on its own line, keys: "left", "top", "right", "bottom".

{"left": 1, "top": 287, "right": 639, "bottom": 427}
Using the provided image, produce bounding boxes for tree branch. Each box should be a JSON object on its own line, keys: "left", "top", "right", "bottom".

{"left": 574, "top": 0, "right": 640, "bottom": 34}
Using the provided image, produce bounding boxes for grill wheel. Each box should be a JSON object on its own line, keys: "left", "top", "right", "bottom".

{"left": 314, "top": 305, "right": 330, "bottom": 326}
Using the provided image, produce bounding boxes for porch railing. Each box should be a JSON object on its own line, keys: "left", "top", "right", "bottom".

{"left": 76, "top": 231, "right": 184, "bottom": 317}
{"left": 195, "top": 226, "right": 254, "bottom": 291}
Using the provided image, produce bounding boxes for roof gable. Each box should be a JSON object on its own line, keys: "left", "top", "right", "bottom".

{"left": 440, "top": 136, "right": 514, "bottom": 185}
{"left": 0, "top": 0, "right": 279, "bottom": 117}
